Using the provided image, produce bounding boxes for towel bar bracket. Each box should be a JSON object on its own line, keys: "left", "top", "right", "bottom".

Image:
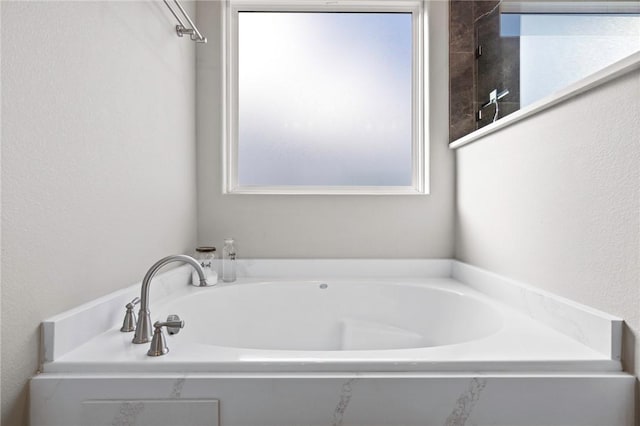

{"left": 163, "top": 0, "right": 207, "bottom": 43}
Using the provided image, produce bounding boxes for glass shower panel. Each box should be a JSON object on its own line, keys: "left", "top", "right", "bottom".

{"left": 475, "top": 7, "right": 520, "bottom": 130}
{"left": 517, "top": 14, "right": 640, "bottom": 107}
{"left": 471, "top": 8, "right": 639, "bottom": 134}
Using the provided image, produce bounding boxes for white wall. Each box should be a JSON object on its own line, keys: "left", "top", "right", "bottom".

{"left": 456, "top": 69, "right": 640, "bottom": 403}
{"left": 195, "top": 1, "right": 454, "bottom": 258}
{"left": 0, "top": 1, "right": 3, "bottom": 412}
{"left": 1, "top": 2, "right": 198, "bottom": 425}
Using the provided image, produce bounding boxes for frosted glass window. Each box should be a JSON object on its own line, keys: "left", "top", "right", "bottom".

{"left": 502, "top": 13, "right": 640, "bottom": 107}
{"left": 225, "top": 4, "right": 425, "bottom": 194}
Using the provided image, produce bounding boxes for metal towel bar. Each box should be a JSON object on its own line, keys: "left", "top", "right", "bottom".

{"left": 163, "top": 0, "right": 207, "bottom": 43}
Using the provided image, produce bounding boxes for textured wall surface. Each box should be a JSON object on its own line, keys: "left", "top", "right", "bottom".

{"left": 0, "top": 0, "right": 3, "bottom": 411}
{"left": 1, "top": 2, "right": 197, "bottom": 425}
{"left": 195, "top": 1, "right": 455, "bottom": 258}
{"left": 456, "top": 69, "right": 640, "bottom": 416}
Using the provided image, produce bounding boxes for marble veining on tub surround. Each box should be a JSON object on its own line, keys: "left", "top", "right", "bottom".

{"left": 444, "top": 378, "right": 488, "bottom": 426}
{"left": 111, "top": 402, "right": 144, "bottom": 426}
{"left": 332, "top": 378, "right": 358, "bottom": 426}
{"left": 329, "top": 376, "right": 491, "bottom": 426}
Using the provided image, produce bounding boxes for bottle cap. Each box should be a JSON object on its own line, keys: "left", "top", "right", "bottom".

{"left": 196, "top": 246, "right": 216, "bottom": 252}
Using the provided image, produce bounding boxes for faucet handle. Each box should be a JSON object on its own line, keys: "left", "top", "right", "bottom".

{"left": 120, "top": 297, "right": 141, "bottom": 332}
{"left": 165, "top": 314, "right": 184, "bottom": 335}
{"left": 126, "top": 297, "right": 140, "bottom": 309}
{"left": 147, "top": 317, "right": 185, "bottom": 357}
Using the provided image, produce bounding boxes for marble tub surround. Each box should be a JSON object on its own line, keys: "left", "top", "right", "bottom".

{"left": 40, "top": 278, "right": 621, "bottom": 374}
{"left": 40, "top": 259, "right": 623, "bottom": 372}
{"left": 41, "top": 265, "right": 193, "bottom": 363}
{"left": 31, "top": 373, "right": 634, "bottom": 426}
{"left": 32, "top": 259, "right": 634, "bottom": 425}
{"left": 452, "top": 262, "right": 622, "bottom": 360}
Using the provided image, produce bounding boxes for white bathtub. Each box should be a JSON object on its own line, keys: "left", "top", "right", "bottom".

{"left": 33, "top": 260, "right": 633, "bottom": 426}
{"left": 175, "top": 280, "right": 503, "bottom": 351}
{"left": 42, "top": 261, "right": 620, "bottom": 374}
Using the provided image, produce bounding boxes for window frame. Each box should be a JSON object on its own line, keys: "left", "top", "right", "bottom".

{"left": 500, "top": 1, "right": 640, "bottom": 14}
{"left": 222, "top": 0, "right": 428, "bottom": 195}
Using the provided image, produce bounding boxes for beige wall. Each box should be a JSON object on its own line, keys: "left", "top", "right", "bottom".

{"left": 1, "top": 2, "right": 198, "bottom": 425}
{"left": 456, "top": 69, "right": 640, "bottom": 409}
{"left": 195, "top": 1, "right": 455, "bottom": 258}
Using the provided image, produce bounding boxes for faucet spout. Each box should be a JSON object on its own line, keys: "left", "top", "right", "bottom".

{"left": 132, "top": 254, "right": 206, "bottom": 344}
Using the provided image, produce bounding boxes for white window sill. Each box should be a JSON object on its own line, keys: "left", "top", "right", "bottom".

{"left": 224, "top": 186, "right": 427, "bottom": 196}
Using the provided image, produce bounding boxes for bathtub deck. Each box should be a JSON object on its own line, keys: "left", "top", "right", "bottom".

{"left": 43, "top": 276, "right": 620, "bottom": 374}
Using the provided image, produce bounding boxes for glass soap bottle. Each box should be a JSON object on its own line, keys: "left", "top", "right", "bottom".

{"left": 222, "top": 238, "right": 237, "bottom": 282}
{"left": 192, "top": 246, "right": 217, "bottom": 286}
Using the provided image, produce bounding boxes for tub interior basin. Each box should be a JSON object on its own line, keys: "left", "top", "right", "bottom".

{"left": 169, "top": 280, "right": 504, "bottom": 351}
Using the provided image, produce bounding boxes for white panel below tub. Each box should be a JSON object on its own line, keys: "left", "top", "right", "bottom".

{"left": 82, "top": 399, "right": 219, "bottom": 426}
{"left": 30, "top": 373, "right": 635, "bottom": 426}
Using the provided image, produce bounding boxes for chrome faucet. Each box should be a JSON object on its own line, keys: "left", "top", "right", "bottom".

{"left": 132, "top": 254, "right": 208, "bottom": 344}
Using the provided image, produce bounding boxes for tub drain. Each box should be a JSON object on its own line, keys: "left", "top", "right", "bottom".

{"left": 319, "top": 283, "right": 328, "bottom": 289}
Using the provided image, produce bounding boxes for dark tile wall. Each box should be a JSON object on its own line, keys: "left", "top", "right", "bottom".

{"left": 449, "top": 1, "right": 476, "bottom": 141}
{"left": 449, "top": 0, "right": 520, "bottom": 142}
